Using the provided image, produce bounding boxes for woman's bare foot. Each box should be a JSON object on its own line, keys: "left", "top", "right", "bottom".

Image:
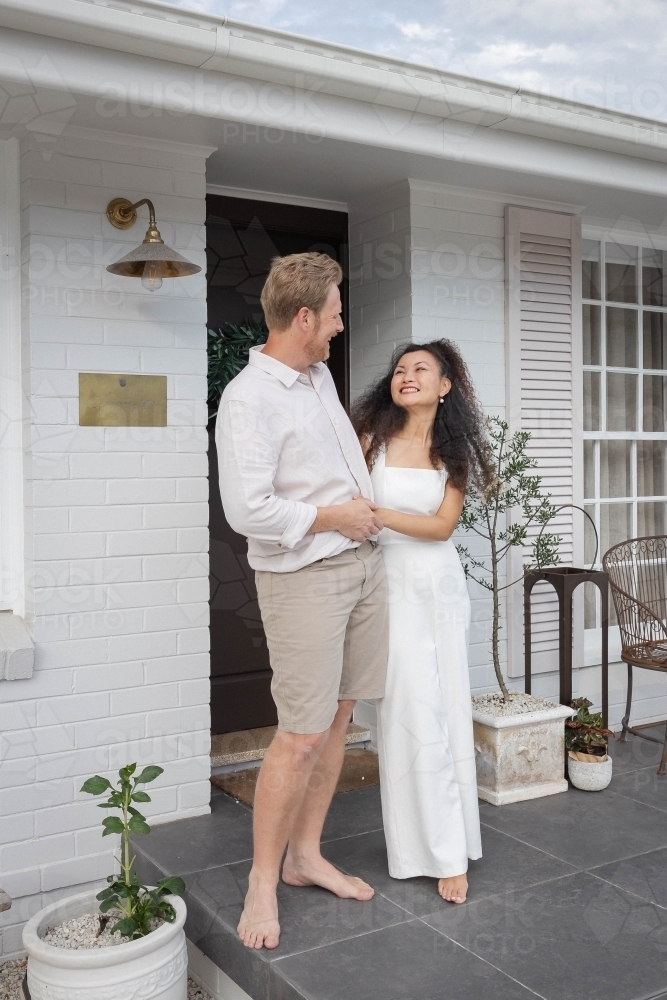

{"left": 438, "top": 874, "right": 468, "bottom": 904}
{"left": 282, "top": 853, "right": 374, "bottom": 901}
{"left": 237, "top": 872, "right": 281, "bottom": 950}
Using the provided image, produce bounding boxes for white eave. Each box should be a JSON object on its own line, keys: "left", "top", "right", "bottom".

{"left": 2, "top": 0, "right": 667, "bottom": 163}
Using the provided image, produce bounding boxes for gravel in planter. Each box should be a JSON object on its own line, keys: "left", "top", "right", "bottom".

{"left": 42, "top": 912, "right": 163, "bottom": 950}
{"left": 472, "top": 692, "right": 558, "bottom": 716}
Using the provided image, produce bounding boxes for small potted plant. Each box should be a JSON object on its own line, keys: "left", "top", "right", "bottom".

{"left": 457, "top": 417, "right": 573, "bottom": 805}
{"left": 565, "top": 698, "right": 614, "bottom": 791}
{"left": 23, "top": 764, "right": 187, "bottom": 1000}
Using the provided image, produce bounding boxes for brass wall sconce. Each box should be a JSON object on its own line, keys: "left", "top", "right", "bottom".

{"left": 105, "top": 197, "right": 201, "bottom": 291}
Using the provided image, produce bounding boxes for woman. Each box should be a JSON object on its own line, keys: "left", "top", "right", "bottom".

{"left": 352, "top": 340, "right": 493, "bottom": 904}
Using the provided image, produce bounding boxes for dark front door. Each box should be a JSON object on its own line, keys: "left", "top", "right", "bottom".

{"left": 207, "top": 194, "right": 349, "bottom": 735}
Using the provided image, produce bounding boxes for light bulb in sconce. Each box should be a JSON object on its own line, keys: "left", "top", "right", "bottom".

{"left": 141, "top": 259, "right": 163, "bottom": 291}
{"left": 106, "top": 197, "right": 200, "bottom": 290}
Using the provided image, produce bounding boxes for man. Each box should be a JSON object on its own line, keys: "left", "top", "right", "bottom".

{"left": 217, "top": 252, "right": 388, "bottom": 950}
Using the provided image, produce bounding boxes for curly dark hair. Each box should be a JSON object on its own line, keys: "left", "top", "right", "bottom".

{"left": 351, "top": 339, "right": 493, "bottom": 492}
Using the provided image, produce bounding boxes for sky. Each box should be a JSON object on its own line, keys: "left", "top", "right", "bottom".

{"left": 162, "top": 0, "right": 667, "bottom": 121}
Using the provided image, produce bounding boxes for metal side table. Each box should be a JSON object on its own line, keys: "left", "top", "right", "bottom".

{"left": 524, "top": 566, "right": 609, "bottom": 726}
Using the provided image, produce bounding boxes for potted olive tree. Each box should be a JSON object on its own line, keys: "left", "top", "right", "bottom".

{"left": 23, "top": 764, "right": 187, "bottom": 1000}
{"left": 566, "top": 698, "right": 614, "bottom": 791}
{"left": 457, "top": 417, "right": 573, "bottom": 805}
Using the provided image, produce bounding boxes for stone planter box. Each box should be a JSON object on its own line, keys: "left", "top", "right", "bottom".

{"left": 472, "top": 702, "right": 574, "bottom": 806}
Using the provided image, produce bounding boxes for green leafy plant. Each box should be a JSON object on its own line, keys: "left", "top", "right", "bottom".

{"left": 456, "top": 416, "right": 561, "bottom": 700}
{"left": 81, "top": 764, "right": 185, "bottom": 939}
{"left": 207, "top": 319, "right": 268, "bottom": 417}
{"left": 565, "top": 698, "right": 614, "bottom": 755}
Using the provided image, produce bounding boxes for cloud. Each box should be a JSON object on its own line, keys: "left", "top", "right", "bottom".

{"left": 474, "top": 42, "right": 577, "bottom": 70}
{"left": 163, "top": 0, "right": 667, "bottom": 120}
{"left": 397, "top": 21, "right": 449, "bottom": 43}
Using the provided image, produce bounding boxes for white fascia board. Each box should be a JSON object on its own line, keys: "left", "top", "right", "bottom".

{"left": 0, "top": 0, "right": 512, "bottom": 125}
{"left": 3, "top": 0, "right": 667, "bottom": 163}
{"left": 197, "top": 36, "right": 667, "bottom": 164}
{"left": 4, "top": 29, "right": 667, "bottom": 201}
{"left": 491, "top": 96, "right": 667, "bottom": 162}
{"left": 220, "top": 35, "right": 512, "bottom": 127}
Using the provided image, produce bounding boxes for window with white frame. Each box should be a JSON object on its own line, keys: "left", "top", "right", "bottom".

{"left": 583, "top": 238, "right": 667, "bottom": 629}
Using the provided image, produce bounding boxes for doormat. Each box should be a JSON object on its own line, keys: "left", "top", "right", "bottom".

{"left": 211, "top": 748, "right": 380, "bottom": 808}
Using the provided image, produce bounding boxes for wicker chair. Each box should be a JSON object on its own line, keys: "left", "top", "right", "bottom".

{"left": 603, "top": 535, "right": 667, "bottom": 774}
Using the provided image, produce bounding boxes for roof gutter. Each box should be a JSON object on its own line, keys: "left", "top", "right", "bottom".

{"left": 2, "top": 0, "right": 667, "bottom": 162}
{"left": 0, "top": 0, "right": 227, "bottom": 67}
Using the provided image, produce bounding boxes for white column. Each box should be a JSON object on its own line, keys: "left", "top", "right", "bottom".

{"left": 0, "top": 137, "right": 27, "bottom": 621}
{"left": 348, "top": 181, "right": 413, "bottom": 402}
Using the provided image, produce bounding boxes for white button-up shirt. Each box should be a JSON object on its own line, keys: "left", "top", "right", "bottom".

{"left": 216, "top": 345, "right": 374, "bottom": 572}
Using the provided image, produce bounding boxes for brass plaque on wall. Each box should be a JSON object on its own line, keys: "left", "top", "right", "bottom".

{"left": 79, "top": 373, "right": 167, "bottom": 426}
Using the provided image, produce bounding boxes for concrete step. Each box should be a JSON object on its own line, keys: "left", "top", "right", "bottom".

{"left": 210, "top": 722, "right": 370, "bottom": 768}
{"left": 131, "top": 785, "right": 384, "bottom": 1000}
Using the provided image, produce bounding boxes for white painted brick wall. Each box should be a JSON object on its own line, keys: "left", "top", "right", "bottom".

{"left": 349, "top": 179, "right": 660, "bottom": 727}
{"left": 407, "top": 183, "right": 512, "bottom": 697}
{"left": 1, "top": 128, "right": 212, "bottom": 958}
{"left": 349, "top": 180, "right": 511, "bottom": 705}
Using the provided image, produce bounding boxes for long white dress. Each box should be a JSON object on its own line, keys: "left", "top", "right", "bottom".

{"left": 371, "top": 448, "right": 482, "bottom": 879}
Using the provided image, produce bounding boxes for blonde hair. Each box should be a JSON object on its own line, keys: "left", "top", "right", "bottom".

{"left": 260, "top": 252, "right": 343, "bottom": 331}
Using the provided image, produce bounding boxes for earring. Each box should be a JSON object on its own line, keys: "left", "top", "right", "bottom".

{"left": 439, "top": 397, "right": 444, "bottom": 404}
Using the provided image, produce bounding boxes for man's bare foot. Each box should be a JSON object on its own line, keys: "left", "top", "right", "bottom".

{"left": 237, "top": 872, "right": 281, "bottom": 950}
{"left": 438, "top": 874, "right": 468, "bottom": 904}
{"left": 282, "top": 853, "right": 374, "bottom": 901}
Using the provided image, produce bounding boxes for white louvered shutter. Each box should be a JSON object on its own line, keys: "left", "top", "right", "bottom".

{"left": 505, "top": 206, "right": 583, "bottom": 677}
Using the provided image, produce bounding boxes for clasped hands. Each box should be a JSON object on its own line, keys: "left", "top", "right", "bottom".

{"left": 336, "top": 496, "right": 384, "bottom": 542}
{"left": 311, "top": 496, "right": 385, "bottom": 540}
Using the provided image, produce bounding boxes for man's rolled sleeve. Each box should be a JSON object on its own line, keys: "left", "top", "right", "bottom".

{"left": 216, "top": 398, "right": 317, "bottom": 548}
{"left": 278, "top": 500, "right": 317, "bottom": 549}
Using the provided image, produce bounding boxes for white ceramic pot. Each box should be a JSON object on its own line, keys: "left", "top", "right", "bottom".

{"left": 23, "top": 889, "right": 187, "bottom": 1000}
{"left": 568, "top": 752, "right": 613, "bottom": 791}
{"left": 472, "top": 701, "right": 574, "bottom": 806}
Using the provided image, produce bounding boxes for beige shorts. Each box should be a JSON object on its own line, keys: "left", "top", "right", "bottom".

{"left": 255, "top": 541, "right": 388, "bottom": 734}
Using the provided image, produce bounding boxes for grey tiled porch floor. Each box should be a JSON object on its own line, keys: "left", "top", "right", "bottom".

{"left": 134, "top": 729, "right": 667, "bottom": 1000}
